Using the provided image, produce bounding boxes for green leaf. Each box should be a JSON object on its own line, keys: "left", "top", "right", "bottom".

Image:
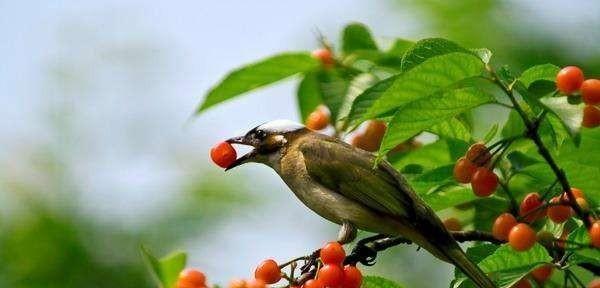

{"left": 473, "top": 197, "right": 510, "bottom": 231}
{"left": 379, "top": 87, "right": 494, "bottom": 156}
{"left": 428, "top": 118, "right": 472, "bottom": 142}
{"left": 337, "top": 73, "right": 378, "bottom": 124}
{"left": 341, "top": 23, "right": 378, "bottom": 54}
{"left": 422, "top": 185, "right": 478, "bottom": 211}
{"left": 362, "top": 276, "right": 404, "bottom": 288}
{"left": 518, "top": 64, "right": 559, "bottom": 88}
{"left": 197, "top": 53, "right": 318, "bottom": 113}
{"left": 346, "top": 52, "right": 484, "bottom": 127}
{"left": 455, "top": 244, "right": 551, "bottom": 288}
{"left": 297, "top": 71, "right": 323, "bottom": 122}
{"left": 387, "top": 39, "right": 414, "bottom": 56}
{"left": 482, "top": 123, "right": 499, "bottom": 143}
{"left": 506, "top": 151, "right": 542, "bottom": 172}
{"left": 315, "top": 69, "right": 351, "bottom": 122}
{"left": 401, "top": 38, "right": 472, "bottom": 72}
{"left": 471, "top": 48, "right": 493, "bottom": 64}
{"left": 141, "top": 246, "right": 187, "bottom": 288}
{"left": 539, "top": 96, "right": 582, "bottom": 144}
{"left": 501, "top": 110, "right": 525, "bottom": 138}
{"left": 389, "top": 140, "right": 452, "bottom": 171}
{"left": 567, "top": 226, "right": 600, "bottom": 266}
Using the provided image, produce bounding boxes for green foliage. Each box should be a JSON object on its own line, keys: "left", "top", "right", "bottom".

{"left": 297, "top": 71, "right": 323, "bottom": 122}
{"left": 518, "top": 64, "right": 560, "bottom": 88}
{"left": 362, "top": 276, "right": 405, "bottom": 288}
{"left": 341, "top": 23, "right": 378, "bottom": 54}
{"left": 141, "top": 246, "right": 187, "bottom": 288}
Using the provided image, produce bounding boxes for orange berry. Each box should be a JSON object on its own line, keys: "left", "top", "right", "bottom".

{"left": 519, "top": 193, "right": 546, "bottom": 223}
{"left": 254, "top": 259, "right": 281, "bottom": 284}
{"left": 177, "top": 268, "right": 206, "bottom": 288}
{"left": 582, "top": 105, "right": 600, "bottom": 128}
{"left": 453, "top": 157, "right": 478, "bottom": 183}
{"left": 466, "top": 142, "right": 492, "bottom": 166}
{"left": 512, "top": 278, "right": 532, "bottom": 288}
{"left": 582, "top": 79, "right": 600, "bottom": 105}
{"left": 591, "top": 221, "right": 600, "bottom": 248}
{"left": 556, "top": 66, "right": 584, "bottom": 95}
{"left": 342, "top": 265, "right": 362, "bottom": 288}
{"left": 492, "top": 213, "right": 518, "bottom": 241}
{"left": 443, "top": 218, "right": 462, "bottom": 231}
{"left": 302, "top": 279, "right": 324, "bottom": 288}
{"left": 312, "top": 48, "right": 334, "bottom": 68}
{"left": 576, "top": 197, "right": 589, "bottom": 212}
{"left": 561, "top": 187, "right": 585, "bottom": 202}
{"left": 246, "top": 278, "right": 266, "bottom": 288}
{"left": 588, "top": 278, "right": 600, "bottom": 288}
{"left": 317, "top": 264, "right": 344, "bottom": 287}
{"left": 211, "top": 141, "right": 237, "bottom": 168}
{"left": 229, "top": 279, "right": 246, "bottom": 288}
{"left": 508, "top": 223, "right": 537, "bottom": 251}
{"left": 531, "top": 264, "right": 553, "bottom": 283}
{"left": 364, "top": 121, "right": 386, "bottom": 141}
{"left": 320, "top": 242, "right": 345, "bottom": 265}
{"left": 306, "top": 107, "right": 330, "bottom": 130}
{"left": 547, "top": 196, "right": 572, "bottom": 223}
{"left": 471, "top": 167, "right": 498, "bottom": 197}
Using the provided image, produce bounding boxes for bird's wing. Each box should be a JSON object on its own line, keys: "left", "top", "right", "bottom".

{"left": 299, "top": 137, "right": 415, "bottom": 218}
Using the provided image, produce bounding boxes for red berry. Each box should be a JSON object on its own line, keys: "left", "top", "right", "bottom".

{"left": 556, "top": 66, "right": 584, "bottom": 95}
{"left": 512, "top": 278, "right": 532, "bottom": 288}
{"left": 582, "top": 79, "right": 600, "bottom": 105}
{"left": 443, "top": 218, "right": 462, "bottom": 231}
{"left": 228, "top": 279, "right": 246, "bottom": 288}
{"left": 312, "top": 48, "right": 334, "bottom": 68}
{"left": 317, "top": 264, "right": 344, "bottom": 287}
{"left": 466, "top": 142, "right": 492, "bottom": 166}
{"left": 255, "top": 259, "right": 281, "bottom": 284}
{"left": 582, "top": 105, "right": 600, "bottom": 128}
{"left": 509, "top": 223, "right": 537, "bottom": 251}
{"left": 342, "top": 265, "right": 362, "bottom": 288}
{"left": 588, "top": 278, "right": 600, "bottom": 288}
{"left": 547, "top": 196, "right": 572, "bottom": 223}
{"left": 492, "top": 213, "right": 518, "bottom": 241}
{"left": 320, "top": 242, "right": 345, "bottom": 265}
{"left": 531, "top": 264, "right": 553, "bottom": 283}
{"left": 177, "top": 268, "right": 206, "bottom": 288}
{"left": 591, "top": 221, "right": 600, "bottom": 248}
{"left": 471, "top": 167, "right": 498, "bottom": 197}
{"left": 246, "top": 279, "right": 266, "bottom": 288}
{"left": 211, "top": 141, "right": 237, "bottom": 168}
{"left": 306, "top": 107, "right": 330, "bottom": 131}
{"left": 519, "top": 193, "right": 545, "bottom": 223}
{"left": 453, "top": 157, "right": 478, "bottom": 184}
{"left": 303, "top": 279, "right": 324, "bottom": 288}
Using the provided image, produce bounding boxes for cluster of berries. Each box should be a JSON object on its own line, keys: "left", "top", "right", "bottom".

{"left": 226, "top": 242, "right": 362, "bottom": 288}
{"left": 555, "top": 66, "right": 600, "bottom": 128}
{"left": 177, "top": 268, "right": 208, "bottom": 288}
{"left": 453, "top": 142, "right": 498, "bottom": 197}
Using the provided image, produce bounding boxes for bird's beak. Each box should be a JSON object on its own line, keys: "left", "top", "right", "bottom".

{"left": 225, "top": 135, "right": 258, "bottom": 171}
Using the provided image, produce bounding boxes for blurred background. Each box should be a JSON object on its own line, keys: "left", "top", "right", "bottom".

{"left": 1, "top": 1, "right": 599, "bottom": 287}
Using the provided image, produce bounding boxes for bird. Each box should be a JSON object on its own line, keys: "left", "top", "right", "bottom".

{"left": 225, "top": 119, "right": 495, "bottom": 288}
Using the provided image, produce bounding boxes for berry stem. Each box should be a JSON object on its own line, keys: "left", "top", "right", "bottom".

{"left": 486, "top": 66, "right": 591, "bottom": 229}
{"left": 498, "top": 180, "right": 519, "bottom": 215}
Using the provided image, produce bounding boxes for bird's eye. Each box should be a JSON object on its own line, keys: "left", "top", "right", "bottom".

{"left": 255, "top": 130, "right": 267, "bottom": 139}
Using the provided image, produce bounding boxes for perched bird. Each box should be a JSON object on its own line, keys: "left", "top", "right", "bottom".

{"left": 226, "top": 120, "right": 495, "bottom": 288}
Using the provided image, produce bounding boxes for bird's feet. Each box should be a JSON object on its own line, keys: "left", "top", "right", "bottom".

{"left": 344, "top": 234, "right": 387, "bottom": 266}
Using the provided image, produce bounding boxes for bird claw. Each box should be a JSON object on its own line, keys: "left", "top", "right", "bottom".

{"left": 348, "top": 243, "right": 378, "bottom": 266}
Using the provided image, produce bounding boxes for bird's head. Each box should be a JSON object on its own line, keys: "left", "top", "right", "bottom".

{"left": 225, "top": 120, "right": 307, "bottom": 170}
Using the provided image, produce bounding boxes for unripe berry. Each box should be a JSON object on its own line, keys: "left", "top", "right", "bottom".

{"left": 312, "top": 48, "right": 334, "bottom": 68}
{"left": 581, "top": 79, "right": 600, "bottom": 105}
{"left": 255, "top": 259, "right": 281, "bottom": 284}
{"left": 471, "top": 167, "right": 498, "bottom": 197}
{"left": 211, "top": 141, "right": 237, "bottom": 168}
{"left": 443, "top": 218, "right": 462, "bottom": 231}
{"left": 177, "top": 268, "right": 207, "bottom": 288}
{"left": 342, "top": 265, "right": 362, "bottom": 288}
{"left": 508, "top": 223, "right": 537, "bottom": 251}
{"left": 306, "top": 107, "right": 330, "bottom": 131}
{"left": 229, "top": 279, "right": 246, "bottom": 288}
{"left": 547, "top": 196, "right": 572, "bottom": 223}
{"left": 591, "top": 221, "right": 600, "bottom": 248}
{"left": 320, "top": 242, "right": 345, "bottom": 265}
{"left": 531, "top": 264, "right": 553, "bottom": 283}
{"left": 302, "top": 279, "right": 324, "bottom": 288}
{"left": 492, "top": 213, "right": 518, "bottom": 241}
{"left": 246, "top": 278, "right": 266, "bottom": 288}
{"left": 453, "top": 157, "right": 478, "bottom": 184}
{"left": 317, "top": 264, "right": 344, "bottom": 287}
{"left": 519, "top": 193, "right": 545, "bottom": 223}
{"left": 556, "top": 66, "right": 584, "bottom": 95}
{"left": 466, "top": 142, "right": 492, "bottom": 166}
{"left": 582, "top": 105, "right": 600, "bottom": 128}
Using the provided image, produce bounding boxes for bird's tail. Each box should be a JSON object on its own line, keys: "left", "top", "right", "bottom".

{"left": 435, "top": 243, "right": 496, "bottom": 288}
